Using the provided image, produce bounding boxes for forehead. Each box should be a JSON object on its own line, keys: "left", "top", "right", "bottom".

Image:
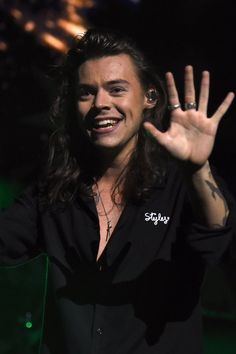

{"left": 78, "top": 54, "right": 140, "bottom": 84}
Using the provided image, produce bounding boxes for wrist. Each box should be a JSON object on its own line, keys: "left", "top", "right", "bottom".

{"left": 180, "top": 160, "right": 210, "bottom": 181}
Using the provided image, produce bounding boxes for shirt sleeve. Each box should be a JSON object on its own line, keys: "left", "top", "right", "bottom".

{"left": 0, "top": 185, "right": 40, "bottom": 265}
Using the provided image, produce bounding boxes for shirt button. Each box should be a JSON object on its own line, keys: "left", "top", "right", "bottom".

{"left": 96, "top": 328, "right": 103, "bottom": 335}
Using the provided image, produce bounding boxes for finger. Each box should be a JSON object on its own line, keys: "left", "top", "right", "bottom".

{"left": 143, "top": 121, "right": 166, "bottom": 145}
{"left": 184, "top": 65, "right": 196, "bottom": 106}
{"left": 212, "top": 92, "right": 235, "bottom": 123}
{"left": 166, "top": 72, "right": 180, "bottom": 106}
{"left": 198, "top": 71, "right": 210, "bottom": 114}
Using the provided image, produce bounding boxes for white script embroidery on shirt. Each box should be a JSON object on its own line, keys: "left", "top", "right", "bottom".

{"left": 144, "top": 212, "right": 170, "bottom": 225}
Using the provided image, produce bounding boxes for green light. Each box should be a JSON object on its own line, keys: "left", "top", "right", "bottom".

{"left": 25, "top": 321, "right": 33, "bottom": 329}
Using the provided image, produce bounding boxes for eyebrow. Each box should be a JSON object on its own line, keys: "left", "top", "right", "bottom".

{"left": 106, "top": 79, "right": 130, "bottom": 86}
{"left": 78, "top": 79, "right": 130, "bottom": 88}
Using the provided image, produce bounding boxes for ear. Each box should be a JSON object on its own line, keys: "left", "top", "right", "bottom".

{"left": 144, "top": 89, "right": 158, "bottom": 109}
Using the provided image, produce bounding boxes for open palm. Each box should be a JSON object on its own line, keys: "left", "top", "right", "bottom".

{"left": 144, "top": 66, "right": 234, "bottom": 167}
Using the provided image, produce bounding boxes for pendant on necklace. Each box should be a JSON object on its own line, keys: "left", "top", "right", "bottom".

{"left": 106, "top": 220, "right": 112, "bottom": 241}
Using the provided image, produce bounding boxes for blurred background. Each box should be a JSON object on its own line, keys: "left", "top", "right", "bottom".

{"left": 0, "top": 0, "right": 235, "bottom": 353}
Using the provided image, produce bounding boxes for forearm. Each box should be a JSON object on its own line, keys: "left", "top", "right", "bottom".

{"left": 183, "top": 161, "right": 229, "bottom": 228}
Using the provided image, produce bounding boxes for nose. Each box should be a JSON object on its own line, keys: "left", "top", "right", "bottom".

{"left": 93, "top": 89, "right": 111, "bottom": 110}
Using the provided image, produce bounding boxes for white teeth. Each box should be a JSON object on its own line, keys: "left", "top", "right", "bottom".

{"left": 95, "top": 119, "right": 119, "bottom": 127}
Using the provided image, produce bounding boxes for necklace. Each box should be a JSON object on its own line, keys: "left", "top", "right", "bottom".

{"left": 95, "top": 184, "right": 113, "bottom": 242}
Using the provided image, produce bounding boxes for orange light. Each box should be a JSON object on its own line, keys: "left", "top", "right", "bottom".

{"left": 66, "top": 0, "right": 94, "bottom": 8}
{"left": 25, "top": 21, "right": 35, "bottom": 32}
{"left": 57, "top": 19, "right": 86, "bottom": 37}
{"left": 10, "top": 8, "right": 23, "bottom": 20}
{"left": 0, "top": 41, "right": 8, "bottom": 51}
{"left": 40, "top": 33, "right": 68, "bottom": 52}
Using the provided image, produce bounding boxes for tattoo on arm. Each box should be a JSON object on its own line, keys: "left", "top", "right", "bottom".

{"left": 205, "top": 178, "right": 229, "bottom": 227}
{"left": 205, "top": 180, "right": 223, "bottom": 200}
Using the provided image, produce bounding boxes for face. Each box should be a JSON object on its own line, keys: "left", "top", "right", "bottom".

{"left": 77, "top": 54, "right": 154, "bottom": 157}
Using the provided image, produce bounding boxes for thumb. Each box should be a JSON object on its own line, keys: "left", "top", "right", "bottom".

{"left": 143, "top": 122, "right": 165, "bottom": 144}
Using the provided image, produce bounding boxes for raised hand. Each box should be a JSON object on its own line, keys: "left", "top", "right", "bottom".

{"left": 143, "top": 65, "right": 234, "bottom": 168}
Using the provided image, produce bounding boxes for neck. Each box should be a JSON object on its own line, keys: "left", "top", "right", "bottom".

{"left": 95, "top": 147, "right": 134, "bottom": 186}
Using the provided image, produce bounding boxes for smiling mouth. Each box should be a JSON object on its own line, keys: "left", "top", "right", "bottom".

{"left": 94, "top": 119, "right": 121, "bottom": 128}
{"left": 91, "top": 118, "right": 123, "bottom": 133}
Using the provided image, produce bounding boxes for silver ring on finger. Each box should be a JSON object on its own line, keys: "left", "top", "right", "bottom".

{"left": 184, "top": 102, "right": 197, "bottom": 110}
{"left": 168, "top": 103, "right": 181, "bottom": 111}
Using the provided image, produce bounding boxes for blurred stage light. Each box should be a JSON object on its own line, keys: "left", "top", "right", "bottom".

{"left": 57, "top": 19, "right": 86, "bottom": 36}
{"left": 10, "top": 8, "right": 23, "bottom": 20}
{"left": 0, "top": 41, "right": 8, "bottom": 52}
{"left": 24, "top": 21, "right": 35, "bottom": 32}
{"left": 40, "top": 33, "right": 68, "bottom": 52}
{"left": 2, "top": 0, "right": 93, "bottom": 52}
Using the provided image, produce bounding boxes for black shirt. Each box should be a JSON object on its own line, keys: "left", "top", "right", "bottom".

{"left": 0, "top": 164, "right": 234, "bottom": 354}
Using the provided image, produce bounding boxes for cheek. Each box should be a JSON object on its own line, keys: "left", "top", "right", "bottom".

{"left": 78, "top": 97, "right": 94, "bottom": 113}
{"left": 128, "top": 92, "right": 146, "bottom": 116}
{"left": 119, "top": 95, "right": 143, "bottom": 115}
{"left": 77, "top": 102, "right": 88, "bottom": 117}
{"left": 129, "top": 101, "right": 146, "bottom": 122}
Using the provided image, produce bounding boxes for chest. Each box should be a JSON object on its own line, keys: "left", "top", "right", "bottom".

{"left": 96, "top": 203, "right": 123, "bottom": 260}
{"left": 42, "top": 176, "right": 184, "bottom": 278}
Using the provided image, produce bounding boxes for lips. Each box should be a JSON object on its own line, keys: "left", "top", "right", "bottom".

{"left": 92, "top": 117, "right": 123, "bottom": 134}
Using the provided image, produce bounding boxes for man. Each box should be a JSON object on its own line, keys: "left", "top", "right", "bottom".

{"left": 0, "top": 28, "right": 235, "bottom": 353}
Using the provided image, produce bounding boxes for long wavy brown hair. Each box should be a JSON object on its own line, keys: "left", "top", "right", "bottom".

{"left": 41, "top": 28, "right": 169, "bottom": 205}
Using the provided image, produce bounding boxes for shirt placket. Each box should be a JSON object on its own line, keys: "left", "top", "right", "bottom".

{"left": 90, "top": 303, "right": 106, "bottom": 354}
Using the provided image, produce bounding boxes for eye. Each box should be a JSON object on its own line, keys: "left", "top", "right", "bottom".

{"left": 110, "top": 86, "right": 126, "bottom": 95}
{"left": 77, "top": 87, "right": 94, "bottom": 100}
